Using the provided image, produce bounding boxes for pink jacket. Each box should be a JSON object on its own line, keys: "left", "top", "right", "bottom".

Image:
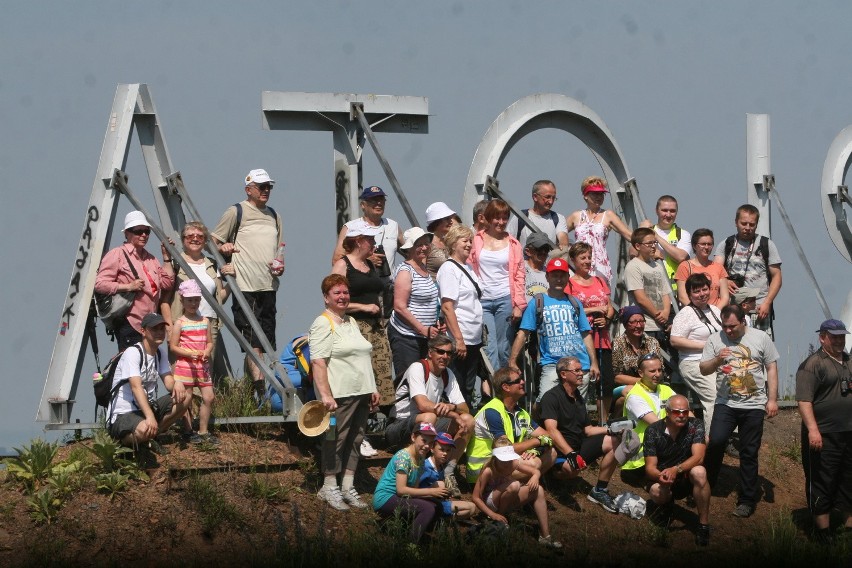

{"left": 95, "top": 242, "right": 174, "bottom": 333}
{"left": 469, "top": 231, "right": 527, "bottom": 311}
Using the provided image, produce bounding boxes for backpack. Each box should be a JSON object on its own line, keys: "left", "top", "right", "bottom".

{"left": 515, "top": 209, "right": 558, "bottom": 241}
{"left": 723, "top": 235, "right": 771, "bottom": 283}
{"left": 225, "top": 202, "right": 280, "bottom": 245}
{"left": 93, "top": 345, "right": 144, "bottom": 408}
{"left": 269, "top": 335, "right": 314, "bottom": 413}
{"left": 534, "top": 292, "right": 581, "bottom": 329}
{"left": 394, "top": 359, "right": 449, "bottom": 404}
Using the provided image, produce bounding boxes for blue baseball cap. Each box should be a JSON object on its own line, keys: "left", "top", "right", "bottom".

{"left": 435, "top": 432, "right": 456, "bottom": 447}
{"left": 817, "top": 319, "right": 850, "bottom": 335}
{"left": 359, "top": 186, "right": 386, "bottom": 200}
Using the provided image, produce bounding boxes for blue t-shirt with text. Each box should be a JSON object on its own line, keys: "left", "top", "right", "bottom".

{"left": 519, "top": 294, "right": 591, "bottom": 368}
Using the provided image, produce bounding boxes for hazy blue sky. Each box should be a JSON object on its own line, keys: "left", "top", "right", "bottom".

{"left": 2, "top": 1, "right": 851, "bottom": 450}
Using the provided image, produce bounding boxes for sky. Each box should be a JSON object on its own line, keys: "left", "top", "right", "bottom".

{"left": 2, "top": 1, "right": 851, "bottom": 450}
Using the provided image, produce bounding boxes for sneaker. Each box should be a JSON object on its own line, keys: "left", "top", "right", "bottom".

{"left": 342, "top": 487, "right": 368, "bottom": 509}
{"left": 149, "top": 439, "right": 169, "bottom": 456}
{"left": 695, "top": 524, "right": 710, "bottom": 546}
{"left": 725, "top": 441, "right": 740, "bottom": 459}
{"left": 135, "top": 447, "right": 159, "bottom": 470}
{"left": 199, "top": 433, "right": 220, "bottom": 446}
{"left": 733, "top": 503, "right": 754, "bottom": 518}
{"left": 444, "top": 472, "right": 462, "bottom": 499}
{"left": 538, "top": 535, "right": 563, "bottom": 549}
{"left": 587, "top": 488, "right": 618, "bottom": 513}
{"left": 189, "top": 433, "right": 204, "bottom": 444}
{"left": 360, "top": 439, "right": 379, "bottom": 457}
{"left": 317, "top": 486, "right": 350, "bottom": 511}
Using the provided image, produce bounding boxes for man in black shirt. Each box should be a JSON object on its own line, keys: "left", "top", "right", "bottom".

{"left": 643, "top": 394, "right": 710, "bottom": 546}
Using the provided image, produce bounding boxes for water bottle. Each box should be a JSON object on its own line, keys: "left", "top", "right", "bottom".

{"left": 271, "top": 242, "right": 286, "bottom": 272}
{"left": 326, "top": 413, "right": 337, "bottom": 441}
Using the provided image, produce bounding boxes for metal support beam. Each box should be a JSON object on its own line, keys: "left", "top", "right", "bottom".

{"left": 262, "top": 92, "right": 428, "bottom": 232}
{"left": 747, "top": 114, "right": 772, "bottom": 237}
{"left": 482, "top": 176, "right": 557, "bottom": 249}
{"left": 761, "top": 174, "right": 832, "bottom": 319}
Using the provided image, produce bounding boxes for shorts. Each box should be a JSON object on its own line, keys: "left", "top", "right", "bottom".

{"left": 386, "top": 415, "right": 453, "bottom": 448}
{"left": 108, "top": 395, "right": 174, "bottom": 440}
{"left": 555, "top": 433, "right": 606, "bottom": 468}
{"left": 232, "top": 291, "right": 277, "bottom": 351}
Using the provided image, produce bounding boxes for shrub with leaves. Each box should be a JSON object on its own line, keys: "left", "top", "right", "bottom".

{"left": 96, "top": 471, "right": 130, "bottom": 500}
{"left": 4, "top": 438, "right": 59, "bottom": 493}
{"left": 27, "top": 487, "right": 62, "bottom": 525}
{"left": 47, "top": 460, "right": 88, "bottom": 499}
{"left": 87, "top": 430, "right": 135, "bottom": 474}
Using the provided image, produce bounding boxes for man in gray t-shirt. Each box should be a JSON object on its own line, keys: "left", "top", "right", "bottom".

{"left": 699, "top": 305, "right": 779, "bottom": 518}
{"left": 713, "top": 204, "right": 781, "bottom": 335}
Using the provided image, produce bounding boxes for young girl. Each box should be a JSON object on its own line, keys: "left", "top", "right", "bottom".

{"left": 373, "top": 422, "right": 449, "bottom": 543}
{"left": 418, "top": 432, "right": 477, "bottom": 519}
{"left": 169, "top": 280, "right": 217, "bottom": 445}
{"left": 471, "top": 436, "right": 562, "bottom": 548}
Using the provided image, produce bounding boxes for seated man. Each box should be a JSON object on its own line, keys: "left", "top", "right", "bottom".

{"left": 643, "top": 395, "right": 711, "bottom": 546}
{"left": 386, "top": 335, "right": 474, "bottom": 493}
{"left": 466, "top": 367, "right": 556, "bottom": 483}
{"left": 540, "top": 356, "right": 622, "bottom": 513}
{"left": 620, "top": 353, "right": 675, "bottom": 485}
{"left": 107, "top": 313, "right": 192, "bottom": 463}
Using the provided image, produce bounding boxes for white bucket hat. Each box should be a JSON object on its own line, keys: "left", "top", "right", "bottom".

{"left": 425, "top": 202, "right": 456, "bottom": 224}
{"left": 123, "top": 211, "right": 151, "bottom": 231}
{"left": 399, "top": 227, "right": 434, "bottom": 250}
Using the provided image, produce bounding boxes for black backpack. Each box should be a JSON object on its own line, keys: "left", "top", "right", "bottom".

{"left": 723, "top": 235, "right": 772, "bottom": 284}
{"left": 94, "top": 345, "right": 141, "bottom": 408}
{"left": 515, "top": 209, "right": 558, "bottom": 240}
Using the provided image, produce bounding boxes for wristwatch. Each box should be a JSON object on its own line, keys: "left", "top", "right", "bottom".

{"left": 676, "top": 464, "right": 683, "bottom": 474}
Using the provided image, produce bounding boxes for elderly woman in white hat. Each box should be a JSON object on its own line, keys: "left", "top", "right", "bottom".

{"left": 95, "top": 211, "right": 174, "bottom": 350}
{"left": 424, "top": 201, "right": 461, "bottom": 278}
{"left": 389, "top": 227, "right": 446, "bottom": 382}
{"left": 332, "top": 224, "right": 395, "bottom": 456}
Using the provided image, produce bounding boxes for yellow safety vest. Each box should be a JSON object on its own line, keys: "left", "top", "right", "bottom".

{"left": 655, "top": 224, "right": 682, "bottom": 291}
{"left": 621, "top": 383, "right": 675, "bottom": 471}
{"left": 465, "top": 398, "right": 532, "bottom": 483}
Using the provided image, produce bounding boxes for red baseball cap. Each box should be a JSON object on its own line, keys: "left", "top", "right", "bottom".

{"left": 546, "top": 258, "right": 570, "bottom": 273}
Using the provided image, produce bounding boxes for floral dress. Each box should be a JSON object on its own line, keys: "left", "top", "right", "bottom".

{"left": 573, "top": 210, "right": 612, "bottom": 283}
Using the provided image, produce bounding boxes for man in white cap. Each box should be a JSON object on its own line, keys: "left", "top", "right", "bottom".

{"left": 506, "top": 180, "right": 569, "bottom": 252}
{"left": 795, "top": 319, "right": 852, "bottom": 544}
{"left": 212, "top": 169, "right": 285, "bottom": 401}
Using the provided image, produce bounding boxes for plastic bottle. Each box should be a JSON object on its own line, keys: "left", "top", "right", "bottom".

{"left": 271, "top": 242, "right": 286, "bottom": 272}
{"left": 326, "top": 413, "right": 337, "bottom": 441}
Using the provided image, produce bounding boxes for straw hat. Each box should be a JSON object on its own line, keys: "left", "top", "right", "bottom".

{"left": 297, "top": 400, "right": 331, "bottom": 437}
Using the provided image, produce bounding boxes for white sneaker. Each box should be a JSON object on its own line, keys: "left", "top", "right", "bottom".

{"left": 317, "top": 485, "right": 350, "bottom": 511}
{"left": 342, "top": 487, "right": 368, "bottom": 509}
{"left": 360, "top": 439, "right": 379, "bottom": 457}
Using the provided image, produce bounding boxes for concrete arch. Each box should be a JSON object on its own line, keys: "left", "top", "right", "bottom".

{"left": 821, "top": 125, "right": 852, "bottom": 263}
{"left": 462, "top": 93, "right": 642, "bottom": 224}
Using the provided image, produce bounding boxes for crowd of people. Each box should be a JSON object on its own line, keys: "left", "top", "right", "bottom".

{"left": 94, "top": 170, "right": 851, "bottom": 548}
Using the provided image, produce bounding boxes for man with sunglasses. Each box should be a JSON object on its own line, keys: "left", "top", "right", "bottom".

{"left": 386, "top": 335, "right": 473, "bottom": 494}
{"left": 95, "top": 210, "right": 175, "bottom": 350}
{"left": 699, "top": 304, "right": 779, "bottom": 518}
{"left": 643, "top": 394, "right": 711, "bottom": 546}
{"left": 540, "top": 356, "right": 623, "bottom": 513}
{"left": 523, "top": 232, "right": 552, "bottom": 300}
{"left": 212, "top": 169, "right": 285, "bottom": 401}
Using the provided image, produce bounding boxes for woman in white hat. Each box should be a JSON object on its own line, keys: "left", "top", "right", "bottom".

{"left": 424, "top": 201, "right": 461, "bottom": 278}
{"left": 332, "top": 224, "right": 395, "bottom": 456}
{"left": 95, "top": 210, "right": 175, "bottom": 350}
{"left": 389, "top": 227, "right": 445, "bottom": 381}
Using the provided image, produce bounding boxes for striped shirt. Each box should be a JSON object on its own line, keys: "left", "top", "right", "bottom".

{"left": 173, "top": 316, "right": 210, "bottom": 384}
{"left": 390, "top": 263, "right": 439, "bottom": 337}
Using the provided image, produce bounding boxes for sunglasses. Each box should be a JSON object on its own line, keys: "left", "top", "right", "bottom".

{"left": 432, "top": 347, "right": 454, "bottom": 356}
{"left": 128, "top": 227, "right": 151, "bottom": 236}
{"left": 504, "top": 377, "right": 525, "bottom": 386}
{"left": 183, "top": 234, "right": 205, "bottom": 242}
{"left": 668, "top": 408, "right": 689, "bottom": 416}
{"left": 640, "top": 353, "right": 660, "bottom": 362}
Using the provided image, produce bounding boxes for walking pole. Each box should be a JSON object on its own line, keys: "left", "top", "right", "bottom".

{"left": 596, "top": 345, "right": 606, "bottom": 425}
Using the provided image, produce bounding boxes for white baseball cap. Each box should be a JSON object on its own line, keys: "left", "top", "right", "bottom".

{"left": 345, "top": 225, "right": 381, "bottom": 238}
{"left": 245, "top": 168, "right": 275, "bottom": 186}
{"left": 123, "top": 211, "right": 151, "bottom": 231}
{"left": 492, "top": 446, "right": 521, "bottom": 462}
{"left": 425, "top": 202, "right": 456, "bottom": 224}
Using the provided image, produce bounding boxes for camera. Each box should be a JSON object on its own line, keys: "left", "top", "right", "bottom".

{"left": 729, "top": 274, "right": 746, "bottom": 287}
{"left": 374, "top": 244, "right": 392, "bottom": 277}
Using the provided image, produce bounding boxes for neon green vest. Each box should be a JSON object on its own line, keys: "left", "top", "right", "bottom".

{"left": 655, "top": 224, "right": 682, "bottom": 290}
{"left": 465, "top": 398, "right": 532, "bottom": 483}
{"left": 621, "top": 383, "right": 675, "bottom": 471}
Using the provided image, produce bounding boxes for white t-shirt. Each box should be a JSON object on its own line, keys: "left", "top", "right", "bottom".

{"left": 108, "top": 343, "right": 171, "bottom": 423}
{"left": 344, "top": 217, "right": 400, "bottom": 265}
{"left": 624, "top": 257, "right": 668, "bottom": 332}
{"left": 188, "top": 263, "right": 218, "bottom": 318}
{"left": 626, "top": 387, "right": 664, "bottom": 423}
{"left": 477, "top": 247, "right": 510, "bottom": 300}
{"left": 507, "top": 210, "right": 568, "bottom": 245}
{"left": 391, "top": 360, "right": 465, "bottom": 420}
{"left": 653, "top": 225, "right": 693, "bottom": 262}
{"left": 436, "top": 260, "right": 484, "bottom": 345}
{"left": 670, "top": 304, "right": 723, "bottom": 361}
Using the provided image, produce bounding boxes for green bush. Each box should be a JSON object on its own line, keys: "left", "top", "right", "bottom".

{"left": 5, "top": 439, "right": 59, "bottom": 493}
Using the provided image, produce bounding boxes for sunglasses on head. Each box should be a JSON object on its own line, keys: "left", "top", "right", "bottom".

{"left": 128, "top": 227, "right": 151, "bottom": 236}
{"left": 640, "top": 353, "right": 660, "bottom": 362}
